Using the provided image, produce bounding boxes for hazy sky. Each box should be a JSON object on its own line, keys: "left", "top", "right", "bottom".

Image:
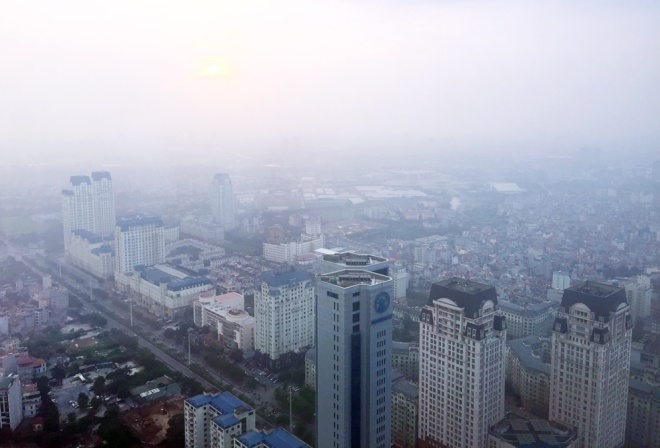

{"left": 0, "top": 0, "right": 658, "bottom": 165}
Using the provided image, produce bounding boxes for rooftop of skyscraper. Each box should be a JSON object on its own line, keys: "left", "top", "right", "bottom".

{"left": 427, "top": 277, "right": 498, "bottom": 318}
{"left": 318, "top": 269, "right": 390, "bottom": 288}
{"left": 560, "top": 280, "right": 628, "bottom": 321}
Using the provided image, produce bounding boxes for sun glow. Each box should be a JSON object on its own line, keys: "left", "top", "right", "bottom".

{"left": 200, "top": 60, "right": 232, "bottom": 78}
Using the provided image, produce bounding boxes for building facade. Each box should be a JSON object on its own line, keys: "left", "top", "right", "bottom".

{"left": 549, "top": 281, "right": 633, "bottom": 448}
{"left": 116, "top": 264, "right": 213, "bottom": 317}
{"left": 62, "top": 172, "right": 115, "bottom": 251}
{"left": 392, "top": 377, "right": 418, "bottom": 448}
{"left": 184, "top": 392, "right": 255, "bottom": 448}
{"left": 68, "top": 229, "right": 115, "bottom": 279}
{"left": 499, "top": 300, "right": 556, "bottom": 339}
{"left": 114, "top": 217, "right": 165, "bottom": 274}
{"left": 0, "top": 374, "right": 22, "bottom": 431}
{"left": 194, "top": 292, "right": 255, "bottom": 351}
{"left": 624, "top": 275, "right": 652, "bottom": 325}
{"left": 418, "top": 278, "right": 507, "bottom": 448}
{"left": 263, "top": 236, "right": 326, "bottom": 265}
{"left": 391, "top": 341, "right": 419, "bottom": 382}
{"left": 315, "top": 269, "right": 393, "bottom": 448}
{"left": 506, "top": 336, "right": 551, "bottom": 418}
{"left": 254, "top": 272, "right": 315, "bottom": 370}
{"left": 210, "top": 173, "right": 235, "bottom": 230}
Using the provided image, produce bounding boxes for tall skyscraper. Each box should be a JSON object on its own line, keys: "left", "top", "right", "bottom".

{"left": 316, "top": 269, "right": 393, "bottom": 448}
{"left": 418, "top": 278, "right": 507, "bottom": 448}
{"left": 254, "top": 271, "right": 315, "bottom": 370}
{"left": 210, "top": 173, "right": 235, "bottom": 230}
{"left": 61, "top": 171, "right": 115, "bottom": 249}
{"left": 549, "top": 281, "right": 632, "bottom": 448}
{"left": 114, "top": 217, "right": 165, "bottom": 274}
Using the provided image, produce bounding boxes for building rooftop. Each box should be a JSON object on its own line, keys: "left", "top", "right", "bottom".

{"left": 69, "top": 175, "right": 91, "bottom": 186}
{"left": 392, "top": 378, "right": 418, "bottom": 400}
{"left": 186, "top": 391, "right": 252, "bottom": 415}
{"left": 499, "top": 300, "right": 555, "bottom": 318}
{"left": 317, "top": 270, "right": 391, "bottom": 288}
{"left": 322, "top": 252, "right": 387, "bottom": 267}
{"left": 116, "top": 217, "right": 163, "bottom": 231}
{"left": 238, "top": 428, "right": 310, "bottom": 448}
{"left": 428, "top": 277, "right": 498, "bottom": 319}
{"left": 560, "top": 281, "right": 627, "bottom": 321}
{"left": 507, "top": 336, "right": 551, "bottom": 375}
{"left": 71, "top": 229, "right": 103, "bottom": 244}
{"left": 489, "top": 415, "right": 577, "bottom": 447}
{"left": 259, "top": 271, "right": 312, "bottom": 288}
{"left": 90, "top": 171, "right": 112, "bottom": 181}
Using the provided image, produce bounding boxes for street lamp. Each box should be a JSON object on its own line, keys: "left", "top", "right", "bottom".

{"left": 187, "top": 328, "right": 194, "bottom": 365}
{"left": 289, "top": 386, "right": 293, "bottom": 433}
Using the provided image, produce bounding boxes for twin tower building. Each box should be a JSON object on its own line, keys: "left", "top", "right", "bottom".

{"left": 316, "top": 255, "right": 632, "bottom": 448}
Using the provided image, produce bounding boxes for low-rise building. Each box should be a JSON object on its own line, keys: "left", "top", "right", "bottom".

{"left": 263, "top": 235, "right": 326, "bottom": 265}
{"left": 506, "top": 336, "right": 551, "bottom": 418}
{"left": 116, "top": 264, "right": 213, "bottom": 318}
{"left": 193, "top": 292, "right": 255, "bottom": 351}
{"left": 22, "top": 383, "right": 41, "bottom": 418}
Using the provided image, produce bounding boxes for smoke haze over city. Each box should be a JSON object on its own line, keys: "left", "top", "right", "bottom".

{"left": 1, "top": 0, "right": 658, "bottom": 167}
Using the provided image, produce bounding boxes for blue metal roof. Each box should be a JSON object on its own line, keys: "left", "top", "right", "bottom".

{"left": 71, "top": 229, "right": 103, "bottom": 244}
{"left": 186, "top": 392, "right": 252, "bottom": 414}
{"left": 70, "top": 175, "right": 91, "bottom": 186}
{"left": 239, "top": 431, "right": 265, "bottom": 447}
{"left": 140, "top": 268, "right": 173, "bottom": 284}
{"left": 116, "top": 217, "right": 163, "bottom": 231}
{"left": 168, "top": 277, "right": 211, "bottom": 292}
{"left": 265, "top": 428, "right": 309, "bottom": 447}
{"left": 259, "top": 271, "right": 311, "bottom": 288}
{"left": 91, "top": 245, "right": 113, "bottom": 255}
{"left": 91, "top": 171, "right": 112, "bottom": 181}
{"left": 213, "top": 413, "right": 239, "bottom": 429}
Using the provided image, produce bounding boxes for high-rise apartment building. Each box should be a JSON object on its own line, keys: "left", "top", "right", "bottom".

{"left": 114, "top": 217, "right": 165, "bottom": 274}
{"left": 61, "top": 171, "right": 115, "bottom": 249}
{"left": 624, "top": 275, "right": 652, "bottom": 325}
{"left": 418, "top": 278, "right": 507, "bottom": 448}
{"left": 254, "top": 271, "right": 315, "bottom": 370}
{"left": 549, "top": 281, "right": 632, "bottom": 448}
{"left": 210, "top": 173, "right": 235, "bottom": 230}
{"left": 316, "top": 269, "right": 393, "bottom": 448}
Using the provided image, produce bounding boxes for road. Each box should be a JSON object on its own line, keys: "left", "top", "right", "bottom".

{"left": 20, "top": 254, "right": 281, "bottom": 428}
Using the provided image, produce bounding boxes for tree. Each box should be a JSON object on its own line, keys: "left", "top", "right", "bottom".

{"left": 77, "top": 392, "right": 89, "bottom": 410}
{"left": 92, "top": 376, "right": 106, "bottom": 396}
{"left": 67, "top": 412, "right": 77, "bottom": 425}
{"left": 51, "top": 364, "right": 66, "bottom": 384}
{"left": 164, "top": 414, "right": 185, "bottom": 447}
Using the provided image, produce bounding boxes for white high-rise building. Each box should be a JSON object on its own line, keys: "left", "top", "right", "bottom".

{"left": 61, "top": 172, "right": 115, "bottom": 250}
{"left": 316, "top": 269, "right": 393, "bottom": 448}
{"left": 210, "top": 173, "right": 235, "bottom": 230}
{"left": 254, "top": 271, "right": 315, "bottom": 370}
{"left": 549, "top": 281, "right": 632, "bottom": 448}
{"left": 552, "top": 271, "right": 571, "bottom": 291}
{"left": 90, "top": 171, "right": 115, "bottom": 237}
{"left": 418, "top": 278, "right": 507, "bottom": 448}
{"left": 624, "top": 275, "right": 652, "bottom": 325}
{"left": 114, "top": 217, "right": 165, "bottom": 274}
{"left": 0, "top": 374, "right": 22, "bottom": 431}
